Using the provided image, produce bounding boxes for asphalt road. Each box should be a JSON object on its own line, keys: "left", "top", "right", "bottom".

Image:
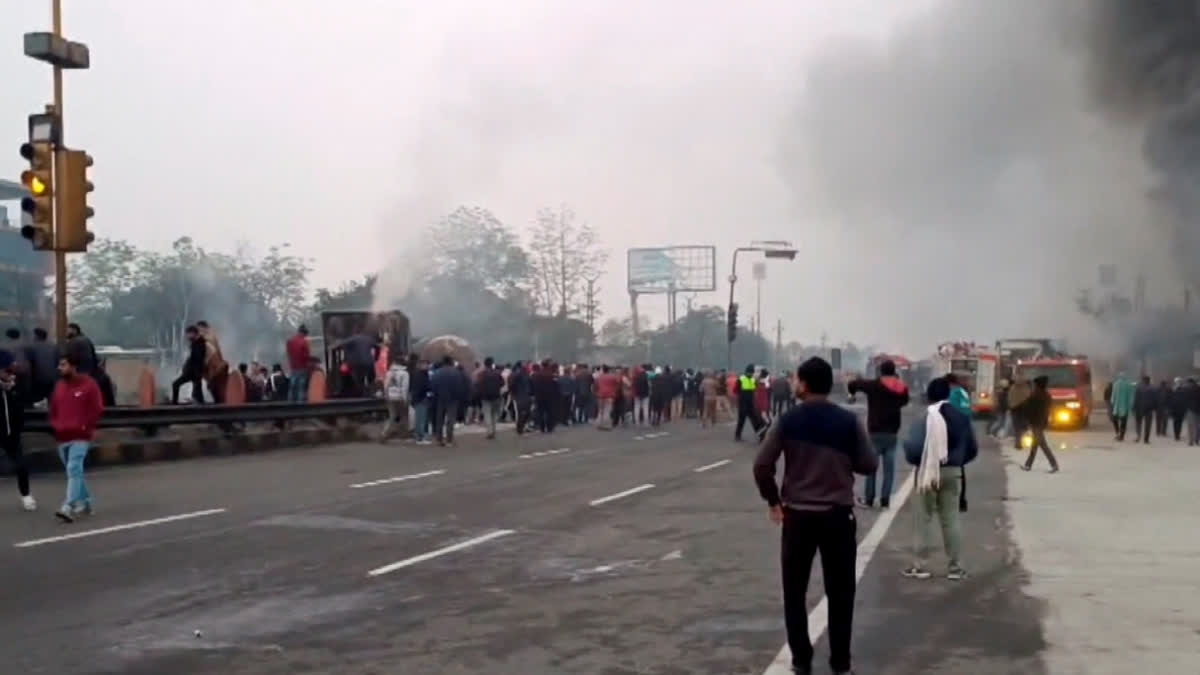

{"left": 0, "top": 411, "right": 1047, "bottom": 675}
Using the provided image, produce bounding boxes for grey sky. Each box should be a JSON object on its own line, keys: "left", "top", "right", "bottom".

{"left": 9, "top": 0, "right": 1163, "bottom": 356}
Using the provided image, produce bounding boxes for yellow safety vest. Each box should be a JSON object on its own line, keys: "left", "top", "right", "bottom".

{"left": 739, "top": 375, "right": 756, "bottom": 391}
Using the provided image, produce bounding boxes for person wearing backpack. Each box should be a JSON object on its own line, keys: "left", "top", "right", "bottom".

{"left": 476, "top": 357, "right": 505, "bottom": 439}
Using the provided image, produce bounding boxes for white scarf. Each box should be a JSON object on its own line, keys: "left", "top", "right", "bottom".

{"left": 918, "top": 402, "right": 949, "bottom": 493}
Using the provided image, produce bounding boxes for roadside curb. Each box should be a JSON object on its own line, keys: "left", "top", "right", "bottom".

{"left": 18, "top": 425, "right": 371, "bottom": 475}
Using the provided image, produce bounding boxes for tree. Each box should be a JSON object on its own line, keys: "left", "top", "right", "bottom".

{"left": 527, "top": 205, "right": 608, "bottom": 317}
{"left": 67, "top": 238, "right": 146, "bottom": 314}
{"left": 428, "top": 206, "right": 531, "bottom": 298}
{"left": 598, "top": 317, "right": 636, "bottom": 347}
{"left": 69, "top": 237, "right": 310, "bottom": 365}
{"left": 313, "top": 275, "right": 377, "bottom": 313}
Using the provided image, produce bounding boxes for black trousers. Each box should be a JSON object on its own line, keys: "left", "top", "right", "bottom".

{"left": 1135, "top": 412, "right": 1153, "bottom": 443}
{"left": 1024, "top": 427, "right": 1060, "bottom": 470}
{"left": 514, "top": 397, "right": 531, "bottom": 433}
{"left": 1114, "top": 415, "right": 1128, "bottom": 440}
{"left": 1156, "top": 409, "right": 1169, "bottom": 436}
{"left": 1173, "top": 413, "right": 1186, "bottom": 440}
{"left": 171, "top": 372, "right": 204, "bottom": 404}
{"left": 735, "top": 400, "right": 765, "bottom": 440}
{"left": 782, "top": 506, "right": 857, "bottom": 673}
{"left": 535, "top": 398, "right": 555, "bottom": 433}
{"left": 1, "top": 434, "right": 30, "bottom": 497}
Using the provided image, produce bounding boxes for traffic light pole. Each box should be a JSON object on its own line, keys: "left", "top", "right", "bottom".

{"left": 51, "top": 0, "right": 67, "bottom": 344}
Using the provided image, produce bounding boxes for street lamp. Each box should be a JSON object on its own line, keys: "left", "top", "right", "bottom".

{"left": 727, "top": 241, "right": 797, "bottom": 372}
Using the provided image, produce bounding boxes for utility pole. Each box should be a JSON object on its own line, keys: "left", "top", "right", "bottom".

{"left": 773, "top": 319, "right": 782, "bottom": 374}
{"left": 584, "top": 276, "right": 600, "bottom": 332}
{"left": 19, "top": 0, "right": 94, "bottom": 343}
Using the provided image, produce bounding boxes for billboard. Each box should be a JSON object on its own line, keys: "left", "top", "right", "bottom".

{"left": 626, "top": 246, "right": 716, "bottom": 294}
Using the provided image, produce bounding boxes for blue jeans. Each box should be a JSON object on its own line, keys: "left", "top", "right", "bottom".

{"left": 289, "top": 372, "right": 310, "bottom": 402}
{"left": 57, "top": 441, "right": 92, "bottom": 511}
{"left": 411, "top": 400, "right": 429, "bottom": 441}
{"left": 864, "top": 433, "right": 897, "bottom": 505}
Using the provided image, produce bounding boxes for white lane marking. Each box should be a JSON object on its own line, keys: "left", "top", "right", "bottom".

{"left": 518, "top": 448, "right": 572, "bottom": 459}
{"left": 589, "top": 483, "right": 656, "bottom": 506}
{"left": 367, "top": 529, "right": 515, "bottom": 577}
{"left": 643, "top": 431, "right": 670, "bottom": 439}
{"left": 633, "top": 435, "right": 646, "bottom": 441}
{"left": 14, "top": 508, "right": 228, "bottom": 548}
{"left": 760, "top": 470, "right": 915, "bottom": 674}
{"left": 693, "top": 459, "right": 732, "bottom": 473}
{"left": 349, "top": 469, "right": 445, "bottom": 489}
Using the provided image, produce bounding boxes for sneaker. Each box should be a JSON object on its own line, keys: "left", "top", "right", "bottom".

{"left": 54, "top": 508, "right": 74, "bottom": 523}
{"left": 902, "top": 565, "right": 932, "bottom": 580}
{"left": 21, "top": 495, "right": 36, "bottom": 512}
{"left": 880, "top": 499, "right": 890, "bottom": 510}
{"left": 854, "top": 496, "right": 872, "bottom": 509}
{"left": 947, "top": 564, "right": 968, "bottom": 581}
{"left": 72, "top": 503, "right": 93, "bottom": 516}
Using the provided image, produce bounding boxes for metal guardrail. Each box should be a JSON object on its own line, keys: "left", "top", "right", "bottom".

{"left": 22, "top": 398, "right": 386, "bottom": 434}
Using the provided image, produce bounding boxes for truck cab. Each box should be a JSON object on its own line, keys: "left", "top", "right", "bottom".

{"left": 1014, "top": 358, "right": 1092, "bottom": 429}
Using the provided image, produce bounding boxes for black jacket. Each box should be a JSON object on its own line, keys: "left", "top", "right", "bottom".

{"left": 1026, "top": 387, "right": 1051, "bottom": 429}
{"left": 847, "top": 376, "right": 910, "bottom": 434}
{"left": 408, "top": 367, "right": 431, "bottom": 402}
{"left": 0, "top": 376, "right": 25, "bottom": 438}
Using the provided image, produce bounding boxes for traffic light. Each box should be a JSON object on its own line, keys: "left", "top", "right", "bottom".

{"left": 727, "top": 302, "right": 739, "bottom": 342}
{"left": 18, "top": 140, "right": 54, "bottom": 250}
{"left": 56, "top": 149, "right": 94, "bottom": 252}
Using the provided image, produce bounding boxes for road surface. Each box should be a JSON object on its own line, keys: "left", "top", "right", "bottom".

{"left": 0, "top": 414, "right": 1192, "bottom": 673}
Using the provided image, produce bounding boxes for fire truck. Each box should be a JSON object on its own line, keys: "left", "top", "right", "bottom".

{"left": 1013, "top": 356, "right": 1093, "bottom": 430}
{"left": 933, "top": 342, "right": 999, "bottom": 416}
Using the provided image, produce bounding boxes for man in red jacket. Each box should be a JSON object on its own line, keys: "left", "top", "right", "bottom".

{"left": 285, "top": 324, "right": 311, "bottom": 402}
{"left": 50, "top": 354, "right": 104, "bottom": 523}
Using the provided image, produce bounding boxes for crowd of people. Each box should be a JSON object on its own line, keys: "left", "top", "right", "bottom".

{"left": 1102, "top": 373, "right": 1200, "bottom": 446}
{"left": 1, "top": 324, "right": 107, "bottom": 524}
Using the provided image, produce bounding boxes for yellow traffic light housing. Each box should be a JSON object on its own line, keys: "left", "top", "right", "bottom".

{"left": 18, "top": 140, "right": 54, "bottom": 250}
{"left": 56, "top": 149, "right": 94, "bottom": 252}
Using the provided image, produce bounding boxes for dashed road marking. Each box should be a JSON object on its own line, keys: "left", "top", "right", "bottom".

{"left": 14, "top": 508, "right": 228, "bottom": 548}
{"left": 519, "top": 448, "right": 572, "bottom": 459}
{"left": 367, "top": 529, "right": 516, "bottom": 576}
{"left": 760, "top": 470, "right": 915, "bottom": 674}
{"left": 349, "top": 469, "right": 445, "bottom": 489}
{"left": 589, "top": 484, "right": 656, "bottom": 507}
{"left": 693, "top": 459, "right": 732, "bottom": 473}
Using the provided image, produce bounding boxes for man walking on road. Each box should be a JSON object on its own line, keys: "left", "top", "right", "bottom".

{"left": 901, "top": 377, "right": 978, "bottom": 581}
{"left": 848, "top": 359, "right": 910, "bottom": 509}
{"left": 735, "top": 364, "right": 767, "bottom": 442}
{"left": 1020, "top": 375, "right": 1060, "bottom": 472}
{"left": 0, "top": 352, "right": 35, "bottom": 511}
{"left": 50, "top": 355, "right": 104, "bottom": 523}
{"left": 1134, "top": 375, "right": 1157, "bottom": 444}
{"left": 753, "top": 357, "right": 878, "bottom": 675}
{"left": 476, "top": 357, "right": 505, "bottom": 439}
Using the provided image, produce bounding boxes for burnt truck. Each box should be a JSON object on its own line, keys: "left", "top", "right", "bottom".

{"left": 320, "top": 309, "right": 411, "bottom": 397}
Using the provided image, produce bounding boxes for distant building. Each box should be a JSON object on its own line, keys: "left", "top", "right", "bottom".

{"left": 0, "top": 179, "right": 53, "bottom": 332}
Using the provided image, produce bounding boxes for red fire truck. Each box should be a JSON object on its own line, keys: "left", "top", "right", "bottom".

{"left": 933, "top": 342, "right": 999, "bottom": 416}
{"left": 1013, "top": 356, "right": 1093, "bottom": 429}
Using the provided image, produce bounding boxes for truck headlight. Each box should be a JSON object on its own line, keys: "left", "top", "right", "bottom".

{"left": 1056, "top": 410, "right": 1072, "bottom": 423}
{"left": 1065, "top": 401, "right": 1081, "bottom": 409}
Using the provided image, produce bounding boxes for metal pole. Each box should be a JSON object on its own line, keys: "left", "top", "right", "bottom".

{"left": 727, "top": 250, "right": 738, "bottom": 373}
{"left": 755, "top": 278, "right": 762, "bottom": 336}
{"left": 51, "top": 0, "right": 68, "bottom": 344}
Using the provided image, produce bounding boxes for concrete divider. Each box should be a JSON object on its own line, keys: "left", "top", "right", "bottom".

{"left": 18, "top": 424, "right": 372, "bottom": 475}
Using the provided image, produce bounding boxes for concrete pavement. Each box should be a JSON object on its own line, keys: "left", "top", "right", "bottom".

{"left": 0, "top": 410, "right": 1181, "bottom": 674}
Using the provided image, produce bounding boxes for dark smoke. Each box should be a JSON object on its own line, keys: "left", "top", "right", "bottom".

{"left": 776, "top": 0, "right": 1178, "bottom": 355}
{"left": 1086, "top": 1, "right": 1200, "bottom": 287}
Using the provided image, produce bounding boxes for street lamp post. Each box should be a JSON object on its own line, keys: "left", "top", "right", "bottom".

{"left": 726, "top": 242, "right": 796, "bottom": 372}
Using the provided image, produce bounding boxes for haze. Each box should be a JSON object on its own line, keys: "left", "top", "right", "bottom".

{"left": 5, "top": 0, "right": 1176, "bottom": 356}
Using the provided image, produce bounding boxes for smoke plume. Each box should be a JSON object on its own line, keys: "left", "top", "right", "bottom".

{"left": 776, "top": 0, "right": 1176, "bottom": 353}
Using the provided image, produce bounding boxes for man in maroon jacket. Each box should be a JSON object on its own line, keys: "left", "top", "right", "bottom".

{"left": 285, "top": 324, "right": 312, "bottom": 402}
{"left": 50, "top": 354, "right": 104, "bottom": 523}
